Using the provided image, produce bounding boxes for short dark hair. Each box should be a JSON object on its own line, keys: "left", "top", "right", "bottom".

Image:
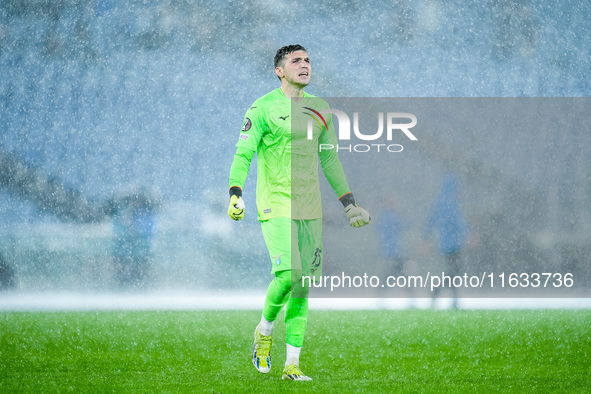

{"left": 274, "top": 44, "right": 307, "bottom": 68}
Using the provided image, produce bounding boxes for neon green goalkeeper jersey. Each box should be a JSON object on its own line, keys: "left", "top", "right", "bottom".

{"left": 229, "top": 88, "right": 351, "bottom": 221}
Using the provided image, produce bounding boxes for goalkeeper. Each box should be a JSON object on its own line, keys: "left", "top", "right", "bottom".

{"left": 227, "top": 44, "right": 370, "bottom": 382}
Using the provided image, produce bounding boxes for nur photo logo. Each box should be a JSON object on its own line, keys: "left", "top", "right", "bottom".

{"left": 304, "top": 106, "right": 418, "bottom": 153}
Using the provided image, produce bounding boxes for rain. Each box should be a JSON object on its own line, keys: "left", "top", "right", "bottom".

{"left": 1, "top": 2, "right": 591, "bottom": 393}
{"left": 0, "top": 0, "right": 590, "bottom": 308}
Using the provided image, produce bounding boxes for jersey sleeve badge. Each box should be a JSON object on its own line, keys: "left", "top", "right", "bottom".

{"left": 242, "top": 118, "right": 252, "bottom": 131}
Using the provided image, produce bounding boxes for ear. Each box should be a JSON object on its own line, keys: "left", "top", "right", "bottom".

{"left": 275, "top": 66, "right": 284, "bottom": 79}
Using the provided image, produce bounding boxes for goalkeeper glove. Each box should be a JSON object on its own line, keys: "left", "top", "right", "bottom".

{"left": 228, "top": 187, "right": 245, "bottom": 221}
{"left": 339, "top": 193, "right": 371, "bottom": 228}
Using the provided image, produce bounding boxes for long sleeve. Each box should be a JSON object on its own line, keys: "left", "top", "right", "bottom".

{"left": 229, "top": 146, "right": 255, "bottom": 190}
{"left": 318, "top": 113, "right": 351, "bottom": 199}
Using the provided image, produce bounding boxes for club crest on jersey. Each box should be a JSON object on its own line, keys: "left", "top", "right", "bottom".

{"left": 273, "top": 254, "right": 283, "bottom": 266}
{"left": 242, "top": 118, "right": 252, "bottom": 131}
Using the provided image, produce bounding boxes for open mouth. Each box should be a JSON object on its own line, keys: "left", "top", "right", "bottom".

{"left": 299, "top": 71, "right": 309, "bottom": 77}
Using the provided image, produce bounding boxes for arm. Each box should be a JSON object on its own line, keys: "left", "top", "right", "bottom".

{"left": 318, "top": 111, "right": 351, "bottom": 199}
{"left": 319, "top": 147, "right": 351, "bottom": 200}
{"left": 227, "top": 147, "right": 254, "bottom": 220}
{"left": 227, "top": 104, "right": 262, "bottom": 220}
{"left": 229, "top": 146, "right": 255, "bottom": 196}
{"left": 318, "top": 114, "right": 370, "bottom": 227}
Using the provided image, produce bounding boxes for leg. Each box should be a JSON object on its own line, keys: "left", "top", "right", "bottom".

{"left": 285, "top": 219, "right": 322, "bottom": 349}
{"left": 284, "top": 270, "right": 309, "bottom": 349}
{"left": 280, "top": 220, "right": 321, "bottom": 381}
{"left": 261, "top": 270, "right": 294, "bottom": 325}
{"left": 252, "top": 218, "right": 293, "bottom": 374}
{"left": 259, "top": 217, "right": 296, "bottom": 325}
{"left": 252, "top": 270, "right": 293, "bottom": 374}
{"left": 445, "top": 250, "right": 462, "bottom": 308}
{"left": 260, "top": 269, "right": 309, "bottom": 347}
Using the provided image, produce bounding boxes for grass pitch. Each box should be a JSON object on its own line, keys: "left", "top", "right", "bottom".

{"left": 1, "top": 309, "right": 590, "bottom": 392}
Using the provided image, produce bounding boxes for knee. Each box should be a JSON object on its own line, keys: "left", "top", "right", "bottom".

{"left": 275, "top": 270, "right": 309, "bottom": 297}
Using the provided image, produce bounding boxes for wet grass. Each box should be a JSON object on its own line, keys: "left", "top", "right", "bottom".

{"left": 1, "top": 309, "right": 590, "bottom": 392}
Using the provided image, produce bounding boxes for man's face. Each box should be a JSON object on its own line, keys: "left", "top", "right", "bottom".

{"left": 276, "top": 50, "right": 311, "bottom": 87}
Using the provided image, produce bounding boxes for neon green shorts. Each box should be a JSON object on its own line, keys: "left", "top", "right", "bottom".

{"left": 260, "top": 217, "right": 323, "bottom": 278}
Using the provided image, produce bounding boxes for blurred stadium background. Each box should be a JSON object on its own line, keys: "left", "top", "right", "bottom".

{"left": 0, "top": 0, "right": 589, "bottom": 301}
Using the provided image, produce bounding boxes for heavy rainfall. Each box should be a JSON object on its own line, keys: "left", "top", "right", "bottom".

{"left": 0, "top": 0, "right": 590, "bottom": 306}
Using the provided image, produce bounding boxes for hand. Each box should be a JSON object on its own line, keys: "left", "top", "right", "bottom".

{"left": 228, "top": 195, "right": 245, "bottom": 220}
{"left": 344, "top": 204, "right": 371, "bottom": 227}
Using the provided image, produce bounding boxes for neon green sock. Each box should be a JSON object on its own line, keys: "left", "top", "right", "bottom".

{"left": 262, "top": 271, "right": 291, "bottom": 322}
{"left": 285, "top": 292, "right": 308, "bottom": 347}
{"left": 262, "top": 270, "right": 310, "bottom": 348}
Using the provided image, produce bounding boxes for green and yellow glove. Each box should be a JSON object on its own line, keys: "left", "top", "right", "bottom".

{"left": 339, "top": 193, "right": 371, "bottom": 227}
{"left": 228, "top": 187, "right": 245, "bottom": 221}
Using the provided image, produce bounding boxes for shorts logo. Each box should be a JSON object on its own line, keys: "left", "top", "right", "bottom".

{"left": 264, "top": 208, "right": 272, "bottom": 214}
{"left": 311, "top": 247, "right": 322, "bottom": 273}
{"left": 239, "top": 133, "right": 249, "bottom": 141}
{"left": 242, "top": 118, "right": 252, "bottom": 131}
{"left": 273, "top": 254, "right": 283, "bottom": 266}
